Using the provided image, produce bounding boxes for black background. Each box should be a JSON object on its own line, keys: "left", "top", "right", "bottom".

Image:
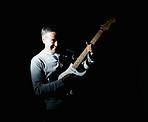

{"left": 2, "top": 1, "right": 148, "bottom": 121}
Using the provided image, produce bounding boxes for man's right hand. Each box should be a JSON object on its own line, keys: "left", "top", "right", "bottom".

{"left": 61, "top": 74, "right": 77, "bottom": 82}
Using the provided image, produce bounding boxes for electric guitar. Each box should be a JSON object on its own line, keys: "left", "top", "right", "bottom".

{"left": 58, "top": 18, "right": 116, "bottom": 80}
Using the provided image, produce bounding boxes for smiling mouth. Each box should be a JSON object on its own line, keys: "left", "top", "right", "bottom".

{"left": 51, "top": 45, "right": 57, "bottom": 50}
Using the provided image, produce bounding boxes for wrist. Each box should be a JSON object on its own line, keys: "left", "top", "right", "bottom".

{"left": 90, "top": 52, "right": 93, "bottom": 55}
{"left": 89, "top": 51, "right": 93, "bottom": 56}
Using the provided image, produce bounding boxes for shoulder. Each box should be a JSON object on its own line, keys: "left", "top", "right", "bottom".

{"left": 30, "top": 51, "right": 48, "bottom": 69}
{"left": 31, "top": 51, "right": 45, "bottom": 64}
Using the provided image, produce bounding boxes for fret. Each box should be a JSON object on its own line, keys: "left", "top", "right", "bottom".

{"left": 72, "top": 47, "right": 88, "bottom": 69}
{"left": 90, "top": 30, "right": 103, "bottom": 45}
{"left": 72, "top": 30, "right": 103, "bottom": 69}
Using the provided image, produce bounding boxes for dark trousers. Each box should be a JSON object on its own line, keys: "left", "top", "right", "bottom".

{"left": 43, "top": 109, "right": 77, "bottom": 122}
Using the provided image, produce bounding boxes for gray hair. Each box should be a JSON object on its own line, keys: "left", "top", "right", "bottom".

{"left": 41, "top": 24, "right": 57, "bottom": 37}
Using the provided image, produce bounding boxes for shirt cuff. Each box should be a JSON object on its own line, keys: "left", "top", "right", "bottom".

{"left": 87, "top": 53, "right": 94, "bottom": 64}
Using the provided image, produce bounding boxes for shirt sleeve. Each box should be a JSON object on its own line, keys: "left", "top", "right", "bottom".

{"left": 30, "top": 57, "right": 64, "bottom": 96}
{"left": 81, "top": 53, "right": 94, "bottom": 69}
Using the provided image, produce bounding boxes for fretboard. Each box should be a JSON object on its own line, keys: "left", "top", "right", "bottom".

{"left": 72, "top": 30, "right": 103, "bottom": 69}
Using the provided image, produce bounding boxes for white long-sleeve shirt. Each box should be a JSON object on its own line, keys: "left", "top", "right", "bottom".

{"left": 30, "top": 49, "right": 94, "bottom": 110}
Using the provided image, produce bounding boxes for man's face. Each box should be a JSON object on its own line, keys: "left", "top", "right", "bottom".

{"left": 42, "top": 32, "right": 58, "bottom": 53}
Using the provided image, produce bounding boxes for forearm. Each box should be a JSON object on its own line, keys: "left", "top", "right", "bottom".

{"left": 30, "top": 59, "right": 65, "bottom": 96}
{"left": 32, "top": 79, "right": 64, "bottom": 96}
{"left": 82, "top": 53, "right": 94, "bottom": 69}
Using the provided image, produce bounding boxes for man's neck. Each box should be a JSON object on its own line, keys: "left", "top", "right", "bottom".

{"left": 43, "top": 48, "right": 56, "bottom": 54}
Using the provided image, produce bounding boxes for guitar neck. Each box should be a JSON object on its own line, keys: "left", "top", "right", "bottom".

{"left": 72, "top": 18, "right": 116, "bottom": 69}
{"left": 72, "top": 30, "right": 103, "bottom": 69}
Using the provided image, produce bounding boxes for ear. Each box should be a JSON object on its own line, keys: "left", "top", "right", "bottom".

{"left": 42, "top": 36, "right": 45, "bottom": 44}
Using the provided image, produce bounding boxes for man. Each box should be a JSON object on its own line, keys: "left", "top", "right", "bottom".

{"left": 30, "top": 24, "right": 94, "bottom": 121}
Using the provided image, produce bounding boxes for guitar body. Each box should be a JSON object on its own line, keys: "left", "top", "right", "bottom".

{"left": 58, "top": 63, "right": 87, "bottom": 80}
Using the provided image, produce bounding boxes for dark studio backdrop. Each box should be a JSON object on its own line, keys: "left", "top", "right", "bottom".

{"left": 3, "top": 1, "right": 148, "bottom": 121}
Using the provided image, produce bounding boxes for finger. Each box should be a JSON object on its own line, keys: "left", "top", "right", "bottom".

{"left": 86, "top": 42, "right": 89, "bottom": 45}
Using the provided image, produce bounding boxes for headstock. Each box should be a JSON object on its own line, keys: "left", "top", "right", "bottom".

{"left": 100, "top": 18, "right": 116, "bottom": 31}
